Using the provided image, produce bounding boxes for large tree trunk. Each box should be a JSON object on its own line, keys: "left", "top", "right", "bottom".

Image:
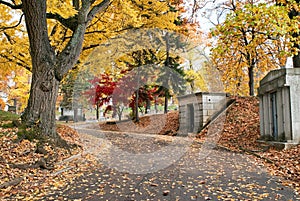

{"left": 21, "top": 0, "right": 59, "bottom": 137}
{"left": 21, "top": 0, "right": 85, "bottom": 137}
{"left": 22, "top": 69, "right": 59, "bottom": 137}
{"left": 20, "top": 0, "right": 110, "bottom": 138}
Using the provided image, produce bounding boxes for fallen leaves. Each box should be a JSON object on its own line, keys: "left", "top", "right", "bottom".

{"left": 197, "top": 96, "right": 300, "bottom": 195}
{"left": 0, "top": 124, "right": 100, "bottom": 200}
{"left": 99, "top": 111, "right": 179, "bottom": 135}
{"left": 1, "top": 96, "right": 300, "bottom": 199}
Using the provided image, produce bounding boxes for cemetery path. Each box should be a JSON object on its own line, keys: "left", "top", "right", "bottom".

{"left": 41, "top": 127, "right": 298, "bottom": 201}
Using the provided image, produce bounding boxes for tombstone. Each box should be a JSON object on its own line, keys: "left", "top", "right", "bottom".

{"left": 58, "top": 107, "right": 85, "bottom": 122}
{"left": 258, "top": 68, "right": 300, "bottom": 146}
{"left": 177, "top": 92, "right": 229, "bottom": 134}
{"left": 7, "top": 105, "right": 16, "bottom": 113}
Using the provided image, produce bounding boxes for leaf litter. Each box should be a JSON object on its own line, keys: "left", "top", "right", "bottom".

{"left": 0, "top": 96, "right": 299, "bottom": 199}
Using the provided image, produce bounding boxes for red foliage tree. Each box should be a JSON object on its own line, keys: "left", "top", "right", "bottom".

{"left": 85, "top": 73, "right": 116, "bottom": 120}
{"left": 85, "top": 69, "right": 160, "bottom": 121}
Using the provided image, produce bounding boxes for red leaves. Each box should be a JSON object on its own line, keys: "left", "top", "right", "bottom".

{"left": 85, "top": 73, "right": 116, "bottom": 107}
{"left": 85, "top": 71, "right": 163, "bottom": 118}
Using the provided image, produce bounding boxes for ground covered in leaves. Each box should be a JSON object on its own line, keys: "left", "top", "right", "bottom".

{"left": 1, "top": 96, "right": 300, "bottom": 199}
{"left": 0, "top": 123, "right": 98, "bottom": 200}
{"left": 99, "top": 96, "right": 300, "bottom": 195}
{"left": 99, "top": 111, "right": 179, "bottom": 136}
{"left": 197, "top": 96, "right": 300, "bottom": 195}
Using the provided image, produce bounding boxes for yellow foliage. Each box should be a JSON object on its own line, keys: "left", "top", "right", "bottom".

{"left": 0, "top": 98, "right": 5, "bottom": 110}
{"left": 185, "top": 69, "right": 208, "bottom": 92}
{"left": 8, "top": 68, "right": 31, "bottom": 113}
{"left": 0, "top": 0, "right": 192, "bottom": 112}
{"left": 47, "top": 0, "right": 77, "bottom": 19}
{"left": 210, "top": 3, "right": 297, "bottom": 95}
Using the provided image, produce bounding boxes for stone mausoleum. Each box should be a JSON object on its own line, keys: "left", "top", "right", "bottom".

{"left": 177, "top": 92, "right": 229, "bottom": 134}
{"left": 258, "top": 68, "right": 300, "bottom": 145}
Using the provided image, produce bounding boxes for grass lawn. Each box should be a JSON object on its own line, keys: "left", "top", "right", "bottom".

{"left": 0, "top": 110, "right": 19, "bottom": 122}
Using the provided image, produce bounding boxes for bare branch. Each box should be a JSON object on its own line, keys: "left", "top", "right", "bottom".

{"left": 46, "top": 13, "right": 78, "bottom": 31}
{"left": 0, "top": 53, "right": 31, "bottom": 72}
{"left": 87, "top": 0, "right": 112, "bottom": 23}
{"left": 0, "top": 0, "right": 22, "bottom": 9}
{"left": 82, "top": 44, "right": 100, "bottom": 51}
{"left": 72, "top": 0, "right": 80, "bottom": 10}
{"left": 0, "top": 14, "right": 24, "bottom": 31}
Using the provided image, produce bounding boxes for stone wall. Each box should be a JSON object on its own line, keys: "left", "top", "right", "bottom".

{"left": 178, "top": 92, "right": 228, "bottom": 134}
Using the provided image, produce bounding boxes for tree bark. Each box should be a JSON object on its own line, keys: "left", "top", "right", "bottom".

{"left": 96, "top": 104, "right": 99, "bottom": 120}
{"left": 135, "top": 90, "right": 139, "bottom": 122}
{"left": 22, "top": 69, "right": 59, "bottom": 137}
{"left": 164, "top": 94, "right": 168, "bottom": 114}
{"left": 21, "top": 0, "right": 58, "bottom": 137}
{"left": 292, "top": 47, "right": 300, "bottom": 68}
{"left": 288, "top": 2, "right": 300, "bottom": 68}
{"left": 21, "top": 0, "right": 88, "bottom": 137}
{"left": 248, "top": 66, "right": 254, "bottom": 96}
{"left": 145, "top": 97, "right": 150, "bottom": 114}
{"left": 18, "top": 0, "right": 111, "bottom": 139}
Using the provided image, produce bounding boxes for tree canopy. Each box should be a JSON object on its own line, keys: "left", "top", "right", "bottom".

{"left": 0, "top": 0, "right": 195, "bottom": 137}
{"left": 209, "top": 0, "right": 299, "bottom": 96}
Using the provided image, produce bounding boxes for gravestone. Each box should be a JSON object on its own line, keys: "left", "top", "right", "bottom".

{"left": 7, "top": 106, "right": 16, "bottom": 113}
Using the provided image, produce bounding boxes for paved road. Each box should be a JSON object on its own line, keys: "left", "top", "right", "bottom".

{"left": 42, "top": 127, "right": 298, "bottom": 200}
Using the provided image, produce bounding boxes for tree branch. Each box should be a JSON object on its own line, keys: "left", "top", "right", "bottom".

{"left": 0, "top": 53, "right": 31, "bottom": 72}
{"left": 87, "top": 0, "right": 112, "bottom": 23}
{"left": 0, "top": 14, "right": 24, "bottom": 31}
{"left": 72, "top": 0, "right": 80, "bottom": 10}
{"left": 0, "top": 0, "right": 22, "bottom": 9}
{"left": 46, "top": 13, "right": 78, "bottom": 32}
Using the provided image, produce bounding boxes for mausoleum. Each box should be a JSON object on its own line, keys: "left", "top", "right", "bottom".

{"left": 258, "top": 68, "right": 300, "bottom": 145}
{"left": 177, "top": 92, "right": 229, "bottom": 134}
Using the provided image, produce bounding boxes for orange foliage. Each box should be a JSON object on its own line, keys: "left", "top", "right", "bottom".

{"left": 0, "top": 98, "right": 5, "bottom": 110}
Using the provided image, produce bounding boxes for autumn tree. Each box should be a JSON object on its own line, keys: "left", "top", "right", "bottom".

{"left": 0, "top": 0, "right": 190, "bottom": 139}
{"left": 276, "top": 0, "right": 300, "bottom": 68}
{"left": 7, "top": 69, "right": 31, "bottom": 113}
{"left": 210, "top": 1, "right": 298, "bottom": 96}
{"left": 0, "top": 98, "right": 5, "bottom": 110}
{"left": 0, "top": 3, "right": 31, "bottom": 112}
{"left": 85, "top": 73, "right": 116, "bottom": 120}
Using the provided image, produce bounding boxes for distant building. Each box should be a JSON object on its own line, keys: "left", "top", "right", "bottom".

{"left": 177, "top": 92, "right": 230, "bottom": 134}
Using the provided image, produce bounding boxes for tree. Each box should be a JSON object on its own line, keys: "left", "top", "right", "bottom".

{"left": 210, "top": 1, "right": 297, "bottom": 96}
{"left": 0, "top": 98, "right": 5, "bottom": 110}
{"left": 7, "top": 68, "right": 31, "bottom": 113}
{"left": 276, "top": 0, "right": 300, "bottom": 68}
{"left": 85, "top": 73, "right": 116, "bottom": 120}
{"left": 0, "top": 0, "right": 189, "bottom": 139}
